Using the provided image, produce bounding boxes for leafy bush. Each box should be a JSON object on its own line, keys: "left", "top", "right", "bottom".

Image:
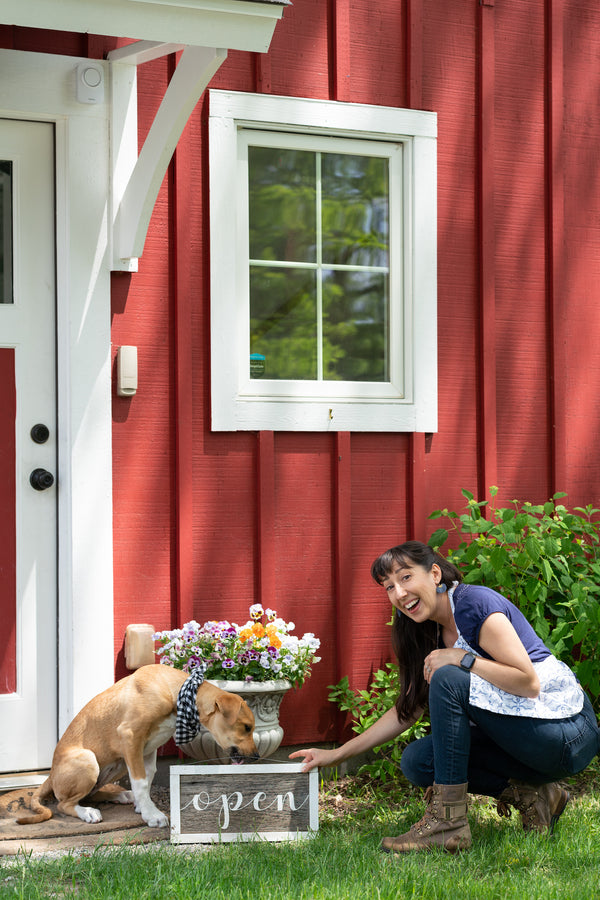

{"left": 328, "top": 664, "right": 429, "bottom": 782}
{"left": 429, "top": 487, "right": 600, "bottom": 708}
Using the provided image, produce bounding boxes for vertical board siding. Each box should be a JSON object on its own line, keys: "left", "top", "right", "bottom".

{"left": 477, "top": 0, "right": 498, "bottom": 497}
{"left": 347, "top": 0, "right": 405, "bottom": 107}
{"left": 561, "top": 1, "right": 600, "bottom": 500}
{"left": 494, "top": 1, "right": 550, "bottom": 501}
{"left": 271, "top": 433, "right": 336, "bottom": 742}
{"left": 332, "top": 0, "right": 351, "bottom": 102}
{"left": 111, "top": 55, "right": 177, "bottom": 672}
{"left": 546, "top": 0, "right": 566, "bottom": 495}
{"left": 5, "top": 2, "right": 600, "bottom": 745}
{"left": 107, "top": 0, "right": 600, "bottom": 739}
{"left": 421, "top": 1, "right": 481, "bottom": 514}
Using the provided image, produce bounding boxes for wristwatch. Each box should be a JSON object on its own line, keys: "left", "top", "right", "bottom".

{"left": 460, "top": 652, "right": 476, "bottom": 671}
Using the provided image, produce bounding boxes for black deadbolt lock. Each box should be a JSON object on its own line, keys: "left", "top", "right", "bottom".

{"left": 31, "top": 424, "right": 50, "bottom": 444}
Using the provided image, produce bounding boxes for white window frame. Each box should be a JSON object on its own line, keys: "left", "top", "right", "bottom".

{"left": 209, "top": 90, "right": 437, "bottom": 432}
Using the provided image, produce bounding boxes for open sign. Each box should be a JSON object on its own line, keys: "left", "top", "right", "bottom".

{"left": 170, "top": 763, "right": 319, "bottom": 843}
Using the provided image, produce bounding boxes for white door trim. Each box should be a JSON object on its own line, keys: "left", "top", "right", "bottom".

{"left": 0, "top": 48, "right": 115, "bottom": 736}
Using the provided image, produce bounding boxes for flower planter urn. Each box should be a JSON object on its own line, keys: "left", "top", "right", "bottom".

{"left": 180, "top": 679, "right": 292, "bottom": 763}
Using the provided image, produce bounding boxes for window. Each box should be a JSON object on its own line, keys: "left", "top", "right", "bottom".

{"left": 0, "top": 161, "right": 13, "bottom": 304}
{"left": 209, "top": 91, "right": 437, "bottom": 432}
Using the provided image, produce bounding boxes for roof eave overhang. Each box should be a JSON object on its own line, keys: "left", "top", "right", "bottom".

{"left": 0, "top": 0, "right": 291, "bottom": 269}
{"left": 0, "top": 0, "right": 288, "bottom": 54}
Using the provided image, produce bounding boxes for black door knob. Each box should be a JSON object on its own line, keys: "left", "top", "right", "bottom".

{"left": 30, "top": 468, "right": 55, "bottom": 491}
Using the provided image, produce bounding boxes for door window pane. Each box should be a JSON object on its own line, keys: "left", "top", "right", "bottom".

{"left": 0, "top": 161, "right": 13, "bottom": 304}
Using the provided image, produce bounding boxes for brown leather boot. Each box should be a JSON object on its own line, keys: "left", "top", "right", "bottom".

{"left": 381, "top": 783, "right": 471, "bottom": 853}
{"left": 496, "top": 780, "right": 569, "bottom": 835}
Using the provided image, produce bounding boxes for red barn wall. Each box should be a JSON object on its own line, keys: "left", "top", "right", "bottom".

{"left": 4, "top": 0, "right": 600, "bottom": 746}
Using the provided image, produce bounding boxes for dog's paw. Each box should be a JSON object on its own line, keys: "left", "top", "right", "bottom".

{"left": 75, "top": 805, "right": 103, "bottom": 824}
{"left": 145, "top": 810, "right": 169, "bottom": 828}
{"left": 116, "top": 790, "right": 135, "bottom": 805}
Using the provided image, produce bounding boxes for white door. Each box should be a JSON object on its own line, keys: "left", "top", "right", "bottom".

{"left": 0, "top": 119, "right": 57, "bottom": 772}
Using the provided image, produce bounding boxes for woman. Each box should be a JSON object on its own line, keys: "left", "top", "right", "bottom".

{"left": 290, "top": 541, "right": 600, "bottom": 853}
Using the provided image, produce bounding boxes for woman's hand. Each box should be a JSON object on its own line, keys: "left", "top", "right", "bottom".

{"left": 289, "top": 747, "right": 339, "bottom": 773}
{"left": 288, "top": 706, "right": 415, "bottom": 773}
{"left": 423, "top": 648, "right": 462, "bottom": 684}
{"left": 422, "top": 614, "right": 540, "bottom": 698}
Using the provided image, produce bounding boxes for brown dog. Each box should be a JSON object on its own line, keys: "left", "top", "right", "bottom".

{"left": 15, "top": 664, "right": 258, "bottom": 828}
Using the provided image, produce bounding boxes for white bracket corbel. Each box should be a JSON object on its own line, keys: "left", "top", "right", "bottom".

{"left": 110, "top": 43, "right": 227, "bottom": 271}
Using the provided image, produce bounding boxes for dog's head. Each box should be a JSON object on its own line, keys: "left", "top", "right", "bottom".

{"left": 196, "top": 683, "right": 259, "bottom": 764}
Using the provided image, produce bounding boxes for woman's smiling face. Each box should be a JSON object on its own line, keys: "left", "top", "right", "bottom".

{"left": 381, "top": 560, "right": 442, "bottom": 622}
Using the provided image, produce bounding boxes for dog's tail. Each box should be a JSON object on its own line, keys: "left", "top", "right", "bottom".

{"left": 15, "top": 778, "right": 54, "bottom": 825}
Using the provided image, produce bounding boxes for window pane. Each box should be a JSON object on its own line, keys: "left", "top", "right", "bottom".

{"left": 0, "top": 161, "right": 13, "bottom": 304}
{"left": 250, "top": 266, "right": 317, "bottom": 379}
{"left": 321, "top": 154, "right": 389, "bottom": 268}
{"left": 249, "top": 147, "right": 316, "bottom": 263}
{"left": 322, "top": 269, "right": 389, "bottom": 382}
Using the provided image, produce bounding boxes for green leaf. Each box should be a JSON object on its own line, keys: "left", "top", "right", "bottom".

{"left": 572, "top": 620, "right": 588, "bottom": 644}
{"left": 541, "top": 558, "right": 553, "bottom": 583}
{"left": 525, "top": 536, "right": 541, "bottom": 561}
{"left": 525, "top": 579, "right": 542, "bottom": 602}
{"left": 428, "top": 528, "right": 448, "bottom": 549}
{"left": 576, "top": 659, "right": 593, "bottom": 685}
{"left": 490, "top": 546, "right": 508, "bottom": 568}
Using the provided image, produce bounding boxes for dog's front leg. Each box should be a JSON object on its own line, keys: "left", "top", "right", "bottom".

{"left": 125, "top": 747, "right": 168, "bottom": 828}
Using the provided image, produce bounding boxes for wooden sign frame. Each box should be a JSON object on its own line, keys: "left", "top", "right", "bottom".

{"left": 169, "top": 762, "right": 319, "bottom": 844}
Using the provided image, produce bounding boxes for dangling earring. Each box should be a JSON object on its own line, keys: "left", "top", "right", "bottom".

{"left": 436, "top": 582, "right": 447, "bottom": 594}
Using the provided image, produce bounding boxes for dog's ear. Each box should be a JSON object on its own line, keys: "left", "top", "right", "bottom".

{"left": 195, "top": 684, "right": 243, "bottom": 724}
{"left": 214, "top": 693, "right": 244, "bottom": 724}
{"left": 195, "top": 683, "right": 220, "bottom": 722}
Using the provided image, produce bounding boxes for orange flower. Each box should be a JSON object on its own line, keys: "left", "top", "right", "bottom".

{"left": 239, "top": 627, "right": 253, "bottom": 643}
{"left": 266, "top": 624, "right": 282, "bottom": 649}
{"left": 252, "top": 622, "right": 266, "bottom": 639}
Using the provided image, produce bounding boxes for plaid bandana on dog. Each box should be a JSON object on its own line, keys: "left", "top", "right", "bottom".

{"left": 175, "top": 663, "right": 208, "bottom": 746}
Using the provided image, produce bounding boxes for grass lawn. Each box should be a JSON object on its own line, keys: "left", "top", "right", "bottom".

{"left": 1, "top": 767, "right": 599, "bottom": 900}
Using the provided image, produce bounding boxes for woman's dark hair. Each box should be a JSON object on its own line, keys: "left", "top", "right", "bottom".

{"left": 371, "top": 541, "right": 463, "bottom": 722}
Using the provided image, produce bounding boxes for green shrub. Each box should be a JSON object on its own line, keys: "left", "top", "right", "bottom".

{"left": 429, "top": 487, "right": 600, "bottom": 708}
{"left": 328, "top": 663, "right": 429, "bottom": 782}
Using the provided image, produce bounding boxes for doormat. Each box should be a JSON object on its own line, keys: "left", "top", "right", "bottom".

{"left": 0, "top": 788, "right": 169, "bottom": 850}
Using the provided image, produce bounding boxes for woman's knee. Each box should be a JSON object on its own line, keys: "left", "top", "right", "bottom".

{"left": 430, "top": 663, "right": 471, "bottom": 701}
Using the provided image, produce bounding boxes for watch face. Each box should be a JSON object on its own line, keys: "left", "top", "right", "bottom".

{"left": 461, "top": 653, "right": 475, "bottom": 670}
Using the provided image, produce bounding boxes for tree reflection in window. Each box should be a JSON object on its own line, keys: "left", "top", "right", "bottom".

{"left": 248, "top": 146, "right": 389, "bottom": 381}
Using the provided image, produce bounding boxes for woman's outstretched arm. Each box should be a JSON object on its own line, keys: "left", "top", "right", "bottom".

{"left": 289, "top": 704, "right": 423, "bottom": 772}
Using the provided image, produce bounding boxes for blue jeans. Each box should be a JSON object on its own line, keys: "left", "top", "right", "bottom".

{"left": 401, "top": 665, "right": 600, "bottom": 797}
